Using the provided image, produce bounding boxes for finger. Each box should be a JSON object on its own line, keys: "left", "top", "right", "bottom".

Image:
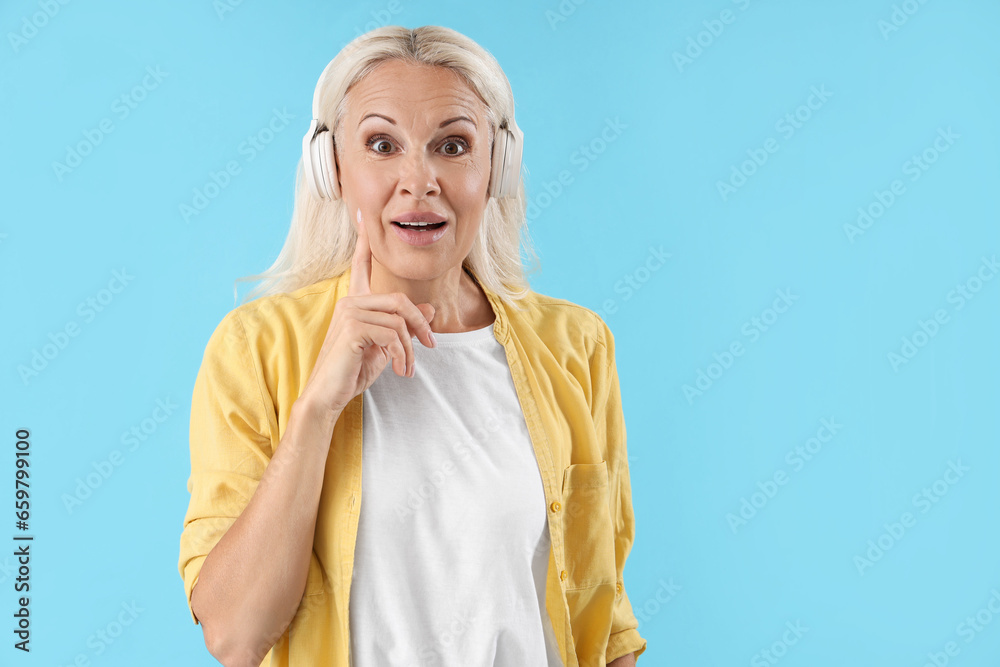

{"left": 362, "top": 325, "right": 410, "bottom": 378}
{"left": 348, "top": 292, "right": 437, "bottom": 349}
{"left": 349, "top": 207, "right": 372, "bottom": 297}
{"left": 343, "top": 307, "right": 417, "bottom": 376}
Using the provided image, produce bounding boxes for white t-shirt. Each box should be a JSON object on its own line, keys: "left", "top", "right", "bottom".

{"left": 349, "top": 322, "right": 564, "bottom": 666}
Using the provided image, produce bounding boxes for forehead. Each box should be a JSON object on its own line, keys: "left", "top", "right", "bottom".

{"left": 345, "top": 60, "right": 486, "bottom": 123}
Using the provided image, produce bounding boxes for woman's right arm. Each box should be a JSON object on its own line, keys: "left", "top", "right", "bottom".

{"left": 191, "top": 396, "right": 340, "bottom": 667}
{"left": 189, "top": 212, "right": 436, "bottom": 666}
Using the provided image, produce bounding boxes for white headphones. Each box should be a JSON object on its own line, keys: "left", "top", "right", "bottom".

{"left": 301, "top": 58, "right": 524, "bottom": 201}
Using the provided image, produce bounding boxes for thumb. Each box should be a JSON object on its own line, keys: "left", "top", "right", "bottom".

{"left": 420, "top": 303, "right": 436, "bottom": 322}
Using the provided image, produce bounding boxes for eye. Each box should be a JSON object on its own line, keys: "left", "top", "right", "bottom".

{"left": 441, "top": 137, "right": 470, "bottom": 156}
{"left": 366, "top": 134, "right": 394, "bottom": 154}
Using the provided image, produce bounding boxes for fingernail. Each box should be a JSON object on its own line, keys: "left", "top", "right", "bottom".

{"left": 428, "top": 332, "right": 437, "bottom": 347}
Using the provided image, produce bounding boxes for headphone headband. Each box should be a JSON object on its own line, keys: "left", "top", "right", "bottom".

{"left": 309, "top": 57, "right": 337, "bottom": 129}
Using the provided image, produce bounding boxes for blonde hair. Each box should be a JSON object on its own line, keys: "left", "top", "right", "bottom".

{"left": 234, "top": 25, "right": 540, "bottom": 308}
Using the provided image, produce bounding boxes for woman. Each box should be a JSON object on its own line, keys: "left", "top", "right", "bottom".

{"left": 178, "top": 25, "right": 646, "bottom": 667}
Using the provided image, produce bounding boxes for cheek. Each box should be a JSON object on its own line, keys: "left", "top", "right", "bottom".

{"left": 343, "top": 160, "right": 392, "bottom": 200}
{"left": 452, "top": 160, "right": 491, "bottom": 201}
{"left": 355, "top": 175, "right": 385, "bottom": 200}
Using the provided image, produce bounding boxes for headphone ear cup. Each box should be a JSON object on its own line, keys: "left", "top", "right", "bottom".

{"left": 302, "top": 121, "right": 323, "bottom": 199}
{"left": 316, "top": 129, "right": 340, "bottom": 200}
{"left": 502, "top": 120, "right": 523, "bottom": 199}
{"left": 307, "top": 131, "right": 329, "bottom": 199}
{"left": 489, "top": 120, "right": 524, "bottom": 199}
{"left": 488, "top": 126, "right": 508, "bottom": 199}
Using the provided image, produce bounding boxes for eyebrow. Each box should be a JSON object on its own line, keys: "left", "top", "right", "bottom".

{"left": 358, "top": 113, "right": 477, "bottom": 130}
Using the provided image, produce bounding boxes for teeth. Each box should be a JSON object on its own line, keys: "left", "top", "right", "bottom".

{"left": 396, "top": 221, "right": 441, "bottom": 227}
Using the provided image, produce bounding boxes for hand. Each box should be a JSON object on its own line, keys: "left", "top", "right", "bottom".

{"left": 298, "top": 208, "right": 437, "bottom": 417}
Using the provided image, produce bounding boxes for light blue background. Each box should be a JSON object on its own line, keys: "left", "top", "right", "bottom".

{"left": 2, "top": 0, "right": 998, "bottom": 665}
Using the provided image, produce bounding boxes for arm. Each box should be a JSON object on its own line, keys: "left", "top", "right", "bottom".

{"left": 193, "top": 399, "right": 338, "bottom": 666}
{"left": 609, "top": 652, "right": 637, "bottom": 667}
{"left": 178, "top": 311, "right": 338, "bottom": 666}
{"left": 596, "top": 319, "right": 648, "bottom": 664}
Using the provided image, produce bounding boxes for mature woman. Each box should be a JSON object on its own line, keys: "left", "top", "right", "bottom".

{"left": 178, "top": 25, "right": 646, "bottom": 667}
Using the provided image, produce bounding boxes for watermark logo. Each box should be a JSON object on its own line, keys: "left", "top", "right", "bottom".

{"left": 596, "top": 245, "right": 671, "bottom": 319}
{"left": 7, "top": 0, "right": 73, "bottom": 54}
{"left": 921, "top": 587, "right": 1000, "bottom": 666}
{"left": 392, "top": 413, "right": 502, "bottom": 521}
{"left": 750, "top": 621, "right": 808, "bottom": 667}
{"left": 853, "top": 459, "right": 969, "bottom": 576}
{"left": 844, "top": 126, "right": 959, "bottom": 243}
{"left": 17, "top": 268, "right": 135, "bottom": 385}
{"left": 886, "top": 254, "right": 996, "bottom": 372}
{"left": 683, "top": 288, "right": 799, "bottom": 404}
{"left": 672, "top": 0, "right": 757, "bottom": 73}
{"left": 179, "top": 107, "right": 294, "bottom": 223}
{"left": 545, "top": 0, "right": 587, "bottom": 30}
{"left": 878, "top": 0, "right": 933, "bottom": 40}
{"left": 62, "top": 397, "right": 179, "bottom": 514}
{"left": 58, "top": 600, "right": 144, "bottom": 664}
{"left": 52, "top": 67, "right": 168, "bottom": 182}
{"left": 351, "top": 0, "right": 404, "bottom": 40}
{"left": 727, "top": 418, "right": 844, "bottom": 534}
{"left": 214, "top": 0, "right": 245, "bottom": 20}
{"left": 527, "top": 117, "right": 627, "bottom": 223}
{"left": 633, "top": 577, "right": 682, "bottom": 628}
{"left": 717, "top": 85, "right": 833, "bottom": 202}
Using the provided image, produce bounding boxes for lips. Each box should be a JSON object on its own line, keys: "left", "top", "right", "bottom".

{"left": 391, "top": 215, "right": 450, "bottom": 245}
{"left": 392, "top": 211, "right": 447, "bottom": 223}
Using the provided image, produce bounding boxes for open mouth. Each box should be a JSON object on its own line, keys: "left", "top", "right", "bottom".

{"left": 392, "top": 221, "right": 447, "bottom": 231}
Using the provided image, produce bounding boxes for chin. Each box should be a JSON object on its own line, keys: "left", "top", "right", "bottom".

{"left": 384, "top": 261, "right": 449, "bottom": 281}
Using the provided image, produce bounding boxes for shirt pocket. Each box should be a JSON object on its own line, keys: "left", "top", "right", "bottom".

{"left": 561, "top": 460, "right": 617, "bottom": 590}
{"left": 289, "top": 552, "right": 329, "bottom": 639}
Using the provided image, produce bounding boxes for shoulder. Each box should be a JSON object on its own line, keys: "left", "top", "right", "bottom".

{"left": 206, "top": 275, "right": 343, "bottom": 355}
{"left": 235, "top": 275, "right": 341, "bottom": 335}
{"left": 505, "top": 289, "right": 612, "bottom": 363}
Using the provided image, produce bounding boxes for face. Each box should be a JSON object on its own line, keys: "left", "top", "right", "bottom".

{"left": 334, "top": 59, "right": 493, "bottom": 280}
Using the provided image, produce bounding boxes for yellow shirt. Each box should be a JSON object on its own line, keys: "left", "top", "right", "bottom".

{"left": 178, "top": 266, "right": 647, "bottom": 666}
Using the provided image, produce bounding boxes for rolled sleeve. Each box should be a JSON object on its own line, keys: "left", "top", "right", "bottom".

{"left": 178, "top": 309, "right": 275, "bottom": 625}
{"left": 596, "top": 320, "right": 647, "bottom": 663}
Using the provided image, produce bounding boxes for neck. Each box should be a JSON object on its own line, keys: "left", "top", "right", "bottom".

{"left": 367, "top": 261, "right": 493, "bottom": 333}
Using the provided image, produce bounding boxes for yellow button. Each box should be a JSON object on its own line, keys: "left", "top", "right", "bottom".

{"left": 616, "top": 582, "right": 623, "bottom": 595}
{"left": 560, "top": 570, "right": 568, "bottom": 581}
{"left": 550, "top": 501, "right": 561, "bottom": 512}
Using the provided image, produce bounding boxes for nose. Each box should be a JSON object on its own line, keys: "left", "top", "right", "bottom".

{"left": 396, "top": 149, "right": 440, "bottom": 198}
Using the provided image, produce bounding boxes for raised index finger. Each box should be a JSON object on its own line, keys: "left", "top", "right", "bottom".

{"left": 349, "top": 207, "right": 372, "bottom": 297}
